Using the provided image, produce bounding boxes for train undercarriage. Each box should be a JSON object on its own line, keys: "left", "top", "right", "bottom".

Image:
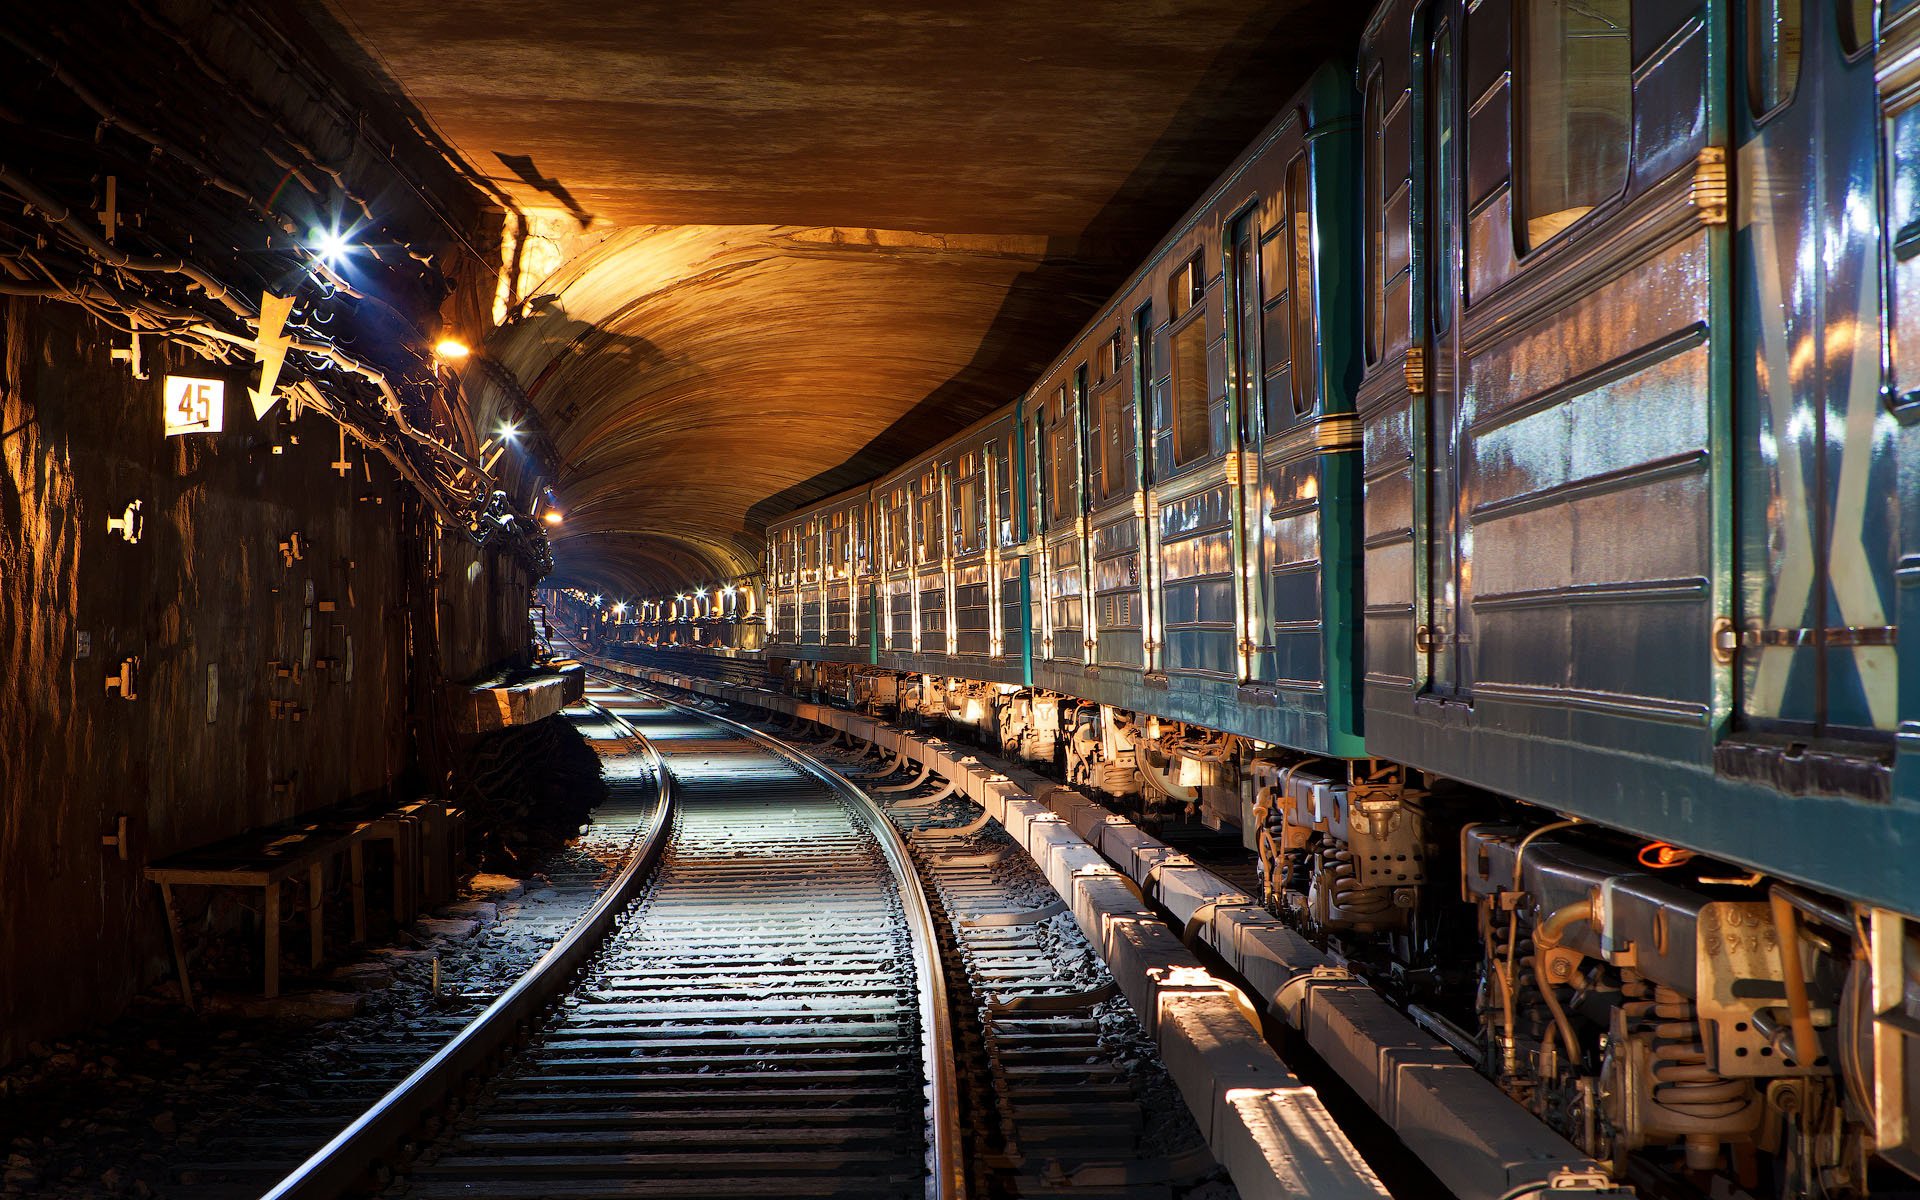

{"left": 787, "top": 657, "right": 1920, "bottom": 1199}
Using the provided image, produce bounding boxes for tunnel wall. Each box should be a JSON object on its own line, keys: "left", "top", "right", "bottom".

{"left": 0, "top": 301, "right": 525, "bottom": 1064}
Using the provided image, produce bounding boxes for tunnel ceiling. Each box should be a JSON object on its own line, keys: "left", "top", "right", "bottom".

{"left": 310, "top": 0, "right": 1358, "bottom": 597}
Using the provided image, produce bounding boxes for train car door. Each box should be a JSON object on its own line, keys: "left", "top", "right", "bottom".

{"left": 1732, "top": 1, "right": 1896, "bottom": 746}
{"left": 1418, "top": 6, "right": 1468, "bottom": 696}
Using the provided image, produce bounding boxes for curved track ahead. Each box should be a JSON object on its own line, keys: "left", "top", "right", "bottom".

{"left": 267, "top": 679, "right": 959, "bottom": 1200}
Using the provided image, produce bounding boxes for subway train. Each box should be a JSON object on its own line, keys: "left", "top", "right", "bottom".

{"left": 618, "top": 3, "right": 1920, "bottom": 1195}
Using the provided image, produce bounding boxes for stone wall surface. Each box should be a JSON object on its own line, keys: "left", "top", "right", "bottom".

{"left": 0, "top": 299, "right": 471, "bottom": 1062}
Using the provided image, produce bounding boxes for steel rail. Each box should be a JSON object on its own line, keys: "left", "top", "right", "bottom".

{"left": 258, "top": 692, "right": 671, "bottom": 1200}
{"left": 623, "top": 675, "right": 966, "bottom": 1200}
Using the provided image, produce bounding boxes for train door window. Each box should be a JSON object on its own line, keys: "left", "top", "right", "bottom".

{"left": 1840, "top": 0, "right": 1875, "bottom": 55}
{"left": 1026, "top": 416, "right": 1044, "bottom": 537}
{"left": 1228, "top": 211, "right": 1261, "bottom": 437}
{"left": 1168, "top": 255, "right": 1210, "bottom": 466}
{"left": 1046, "top": 388, "right": 1079, "bottom": 524}
{"left": 1519, "top": 0, "right": 1631, "bottom": 248}
{"left": 1132, "top": 303, "right": 1154, "bottom": 481}
{"left": 1286, "top": 153, "right": 1316, "bottom": 414}
{"left": 1887, "top": 82, "right": 1920, "bottom": 407}
{"left": 1748, "top": 0, "right": 1802, "bottom": 114}
{"left": 1363, "top": 69, "right": 1385, "bottom": 366}
{"left": 1428, "top": 34, "right": 1457, "bottom": 337}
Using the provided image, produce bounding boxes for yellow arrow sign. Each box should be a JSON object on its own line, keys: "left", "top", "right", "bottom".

{"left": 251, "top": 292, "right": 295, "bottom": 420}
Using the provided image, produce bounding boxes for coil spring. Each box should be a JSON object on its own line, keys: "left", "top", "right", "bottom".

{"left": 1325, "top": 847, "right": 1395, "bottom": 919}
{"left": 1623, "top": 979, "right": 1758, "bottom": 1131}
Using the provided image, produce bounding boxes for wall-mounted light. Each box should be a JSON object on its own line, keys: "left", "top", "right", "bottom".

{"left": 434, "top": 338, "right": 471, "bottom": 361}
{"left": 543, "top": 511, "right": 563, "bottom": 525}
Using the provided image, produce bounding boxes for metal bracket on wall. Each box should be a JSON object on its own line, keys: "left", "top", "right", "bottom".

{"left": 107, "top": 499, "right": 144, "bottom": 544}
{"left": 105, "top": 657, "right": 139, "bottom": 700}
{"left": 100, "top": 814, "right": 129, "bottom": 861}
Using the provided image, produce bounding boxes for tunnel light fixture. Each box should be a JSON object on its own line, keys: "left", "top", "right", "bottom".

{"left": 498, "top": 422, "right": 519, "bottom": 439}
{"left": 434, "top": 338, "right": 471, "bottom": 361}
{"left": 543, "top": 511, "right": 563, "bottom": 525}
{"left": 311, "top": 225, "right": 353, "bottom": 267}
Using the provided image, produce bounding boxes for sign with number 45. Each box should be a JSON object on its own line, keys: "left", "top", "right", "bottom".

{"left": 163, "top": 375, "right": 225, "bottom": 436}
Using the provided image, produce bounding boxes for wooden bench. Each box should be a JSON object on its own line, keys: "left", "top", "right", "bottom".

{"left": 145, "top": 799, "right": 464, "bottom": 1006}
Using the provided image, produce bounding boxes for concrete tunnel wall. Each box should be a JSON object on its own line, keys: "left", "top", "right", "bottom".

{"left": 0, "top": 298, "right": 537, "bottom": 1064}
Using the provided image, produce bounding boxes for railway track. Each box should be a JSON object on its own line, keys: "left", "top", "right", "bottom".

{"left": 265, "top": 678, "right": 962, "bottom": 1200}
{"left": 646, "top": 682, "right": 1233, "bottom": 1199}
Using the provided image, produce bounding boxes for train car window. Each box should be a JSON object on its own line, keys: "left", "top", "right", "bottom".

{"left": 1363, "top": 69, "right": 1385, "bottom": 366}
{"left": 889, "top": 489, "right": 911, "bottom": 570}
{"left": 1106, "top": 331, "right": 1124, "bottom": 382}
{"left": 1095, "top": 379, "right": 1126, "bottom": 498}
{"left": 917, "top": 485, "right": 942, "bottom": 565}
{"left": 996, "top": 436, "right": 1017, "bottom": 547}
{"left": 1047, "top": 422, "right": 1078, "bottom": 523}
{"left": 1286, "top": 154, "right": 1316, "bottom": 415}
{"left": 1168, "top": 254, "right": 1210, "bottom": 466}
{"left": 1841, "top": 0, "right": 1876, "bottom": 54}
{"left": 1520, "top": 0, "right": 1631, "bottom": 248}
{"left": 954, "top": 472, "right": 982, "bottom": 554}
{"left": 1748, "top": 0, "right": 1803, "bottom": 114}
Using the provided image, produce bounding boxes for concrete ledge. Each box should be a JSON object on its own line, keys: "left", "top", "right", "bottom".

{"left": 452, "top": 660, "right": 588, "bottom": 734}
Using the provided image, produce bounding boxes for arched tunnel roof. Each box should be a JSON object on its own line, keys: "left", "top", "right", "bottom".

{"left": 310, "top": 0, "right": 1357, "bottom": 596}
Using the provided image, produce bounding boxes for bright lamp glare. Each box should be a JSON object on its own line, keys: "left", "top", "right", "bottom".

{"left": 543, "top": 511, "right": 563, "bottom": 525}
{"left": 435, "top": 338, "right": 471, "bottom": 360}
{"left": 312, "top": 226, "right": 351, "bottom": 266}
{"left": 498, "top": 423, "right": 518, "bottom": 439}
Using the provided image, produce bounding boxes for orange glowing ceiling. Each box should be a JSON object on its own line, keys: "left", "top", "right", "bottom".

{"left": 311, "top": 0, "right": 1355, "bottom": 595}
